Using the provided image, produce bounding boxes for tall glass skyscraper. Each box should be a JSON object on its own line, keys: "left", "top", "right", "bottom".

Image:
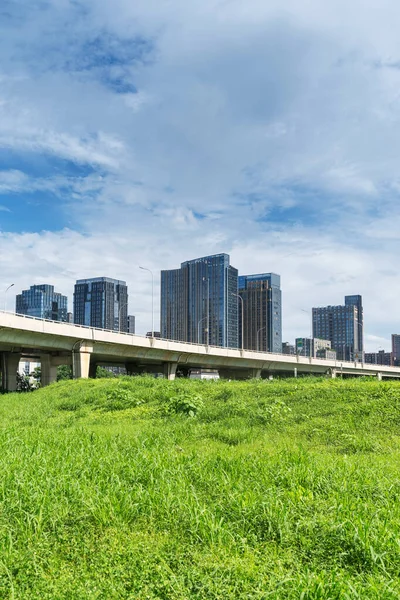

{"left": 16, "top": 285, "right": 68, "bottom": 321}
{"left": 391, "top": 334, "right": 400, "bottom": 366}
{"left": 73, "top": 277, "right": 128, "bottom": 332}
{"left": 238, "top": 273, "right": 282, "bottom": 353}
{"left": 312, "top": 295, "right": 363, "bottom": 361}
{"left": 161, "top": 253, "right": 239, "bottom": 348}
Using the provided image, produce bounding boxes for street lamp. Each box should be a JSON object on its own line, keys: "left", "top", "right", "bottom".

{"left": 4, "top": 283, "right": 14, "bottom": 312}
{"left": 118, "top": 301, "right": 128, "bottom": 333}
{"left": 300, "top": 308, "right": 312, "bottom": 358}
{"left": 232, "top": 292, "right": 244, "bottom": 350}
{"left": 197, "top": 316, "right": 207, "bottom": 344}
{"left": 139, "top": 266, "right": 154, "bottom": 338}
{"left": 202, "top": 276, "right": 210, "bottom": 347}
{"left": 257, "top": 325, "right": 266, "bottom": 352}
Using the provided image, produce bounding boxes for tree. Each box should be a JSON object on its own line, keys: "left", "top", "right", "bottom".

{"left": 57, "top": 365, "right": 72, "bottom": 381}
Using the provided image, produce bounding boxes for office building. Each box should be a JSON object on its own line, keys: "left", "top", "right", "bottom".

{"left": 238, "top": 273, "right": 282, "bottom": 353}
{"left": 16, "top": 285, "right": 68, "bottom": 321}
{"left": 312, "top": 295, "right": 363, "bottom": 361}
{"left": 161, "top": 253, "right": 238, "bottom": 348}
{"left": 282, "top": 342, "right": 295, "bottom": 355}
{"left": 391, "top": 334, "right": 400, "bottom": 366}
{"left": 128, "top": 315, "right": 136, "bottom": 334}
{"left": 364, "top": 350, "right": 391, "bottom": 366}
{"left": 295, "top": 337, "right": 333, "bottom": 358}
{"left": 73, "top": 277, "right": 128, "bottom": 332}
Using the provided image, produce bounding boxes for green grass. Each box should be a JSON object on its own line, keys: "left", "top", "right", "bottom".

{"left": 0, "top": 376, "right": 399, "bottom": 599}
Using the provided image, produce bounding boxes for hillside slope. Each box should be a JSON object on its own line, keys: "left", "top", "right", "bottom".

{"left": 0, "top": 377, "right": 399, "bottom": 599}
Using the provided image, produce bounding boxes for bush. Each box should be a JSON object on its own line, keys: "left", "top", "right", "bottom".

{"left": 164, "top": 391, "right": 204, "bottom": 416}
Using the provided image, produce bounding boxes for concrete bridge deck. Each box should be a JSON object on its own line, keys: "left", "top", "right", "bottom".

{"left": 1, "top": 312, "right": 399, "bottom": 391}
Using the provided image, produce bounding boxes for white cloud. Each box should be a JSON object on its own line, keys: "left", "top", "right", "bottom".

{"left": 1, "top": 1, "right": 400, "bottom": 350}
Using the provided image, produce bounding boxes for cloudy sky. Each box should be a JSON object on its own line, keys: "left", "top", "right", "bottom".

{"left": 1, "top": 0, "right": 400, "bottom": 349}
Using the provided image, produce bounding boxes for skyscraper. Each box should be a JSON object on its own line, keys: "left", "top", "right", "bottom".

{"left": 73, "top": 277, "right": 128, "bottom": 332}
{"left": 128, "top": 315, "right": 136, "bottom": 334}
{"left": 238, "top": 273, "right": 282, "bottom": 353}
{"left": 312, "top": 295, "right": 363, "bottom": 361}
{"left": 391, "top": 334, "right": 400, "bottom": 366}
{"left": 16, "top": 285, "right": 68, "bottom": 321}
{"left": 161, "top": 253, "right": 238, "bottom": 348}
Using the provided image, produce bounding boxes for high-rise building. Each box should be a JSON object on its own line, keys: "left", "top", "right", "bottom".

{"left": 312, "top": 295, "right": 363, "bottom": 361}
{"left": 73, "top": 277, "right": 128, "bottom": 332}
{"left": 391, "top": 334, "right": 400, "bottom": 366}
{"left": 128, "top": 315, "right": 136, "bottom": 334}
{"left": 282, "top": 342, "right": 295, "bottom": 355}
{"left": 238, "top": 273, "right": 282, "bottom": 353}
{"left": 161, "top": 253, "right": 238, "bottom": 348}
{"left": 16, "top": 285, "right": 68, "bottom": 321}
{"left": 364, "top": 350, "right": 391, "bottom": 366}
{"left": 295, "top": 337, "right": 334, "bottom": 358}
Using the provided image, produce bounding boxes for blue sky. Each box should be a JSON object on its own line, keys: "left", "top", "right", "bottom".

{"left": 1, "top": 0, "right": 400, "bottom": 348}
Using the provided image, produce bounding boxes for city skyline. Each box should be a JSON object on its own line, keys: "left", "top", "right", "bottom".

{"left": 5, "top": 265, "right": 399, "bottom": 355}
{"left": 2, "top": 2, "right": 400, "bottom": 351}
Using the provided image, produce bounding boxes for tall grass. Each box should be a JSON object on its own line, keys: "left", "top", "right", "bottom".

{"left": 0, "top": 377, "right": 399, "bottom": 598}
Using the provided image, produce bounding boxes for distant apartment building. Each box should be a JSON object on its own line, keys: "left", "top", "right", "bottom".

{"left": 364, "top": 350, "right": 392, "bottom": 366}
{"left": 312, "top": 295, "right": 363, "bottom": 361}
{"left": 73, "top": 277, "right": 128, "bottom": 332}
{"left": 391, "top": 334, "right": 400, "bottom": 366}
{"left": 282, "top": 342, "right": 295, "bottom": 355}
{"left": 295, "top": 337, "right": 335, "bottom": 359}
{"left": 238, "top": 273, "right": 282, "bottom": 354}
{"left": 67, "top": 312, "right": 73, "bottom": 323}
{"left": 128, "top": 315, "right": 136, "bottom": 334}
{"left": 16, "top": 285, "right": 68, "bottom": 321}
{"left": 161, "top": 253, "right": 238, "bottom": 348}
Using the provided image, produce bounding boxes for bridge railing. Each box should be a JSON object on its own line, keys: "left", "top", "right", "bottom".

{"left": 0, "top": 309, "right": 379, "bottom": 368}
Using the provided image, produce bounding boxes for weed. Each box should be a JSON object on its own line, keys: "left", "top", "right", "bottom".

{"left": 0, "top": 377, "right": 398, "bottom": 598}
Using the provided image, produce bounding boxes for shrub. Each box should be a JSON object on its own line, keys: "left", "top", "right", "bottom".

{"left": 164, "top": 391, "right": 204, "bottom": 417}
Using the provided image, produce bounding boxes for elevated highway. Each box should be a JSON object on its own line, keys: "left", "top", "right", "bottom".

{"left": 1, "top": 312, "right": 399, "bottom": 391}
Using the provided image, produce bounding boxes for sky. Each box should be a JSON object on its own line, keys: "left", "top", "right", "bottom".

{"left": 1, "top": 0, "right": 400, "bottom": 349}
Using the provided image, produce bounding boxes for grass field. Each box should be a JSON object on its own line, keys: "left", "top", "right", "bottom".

{"left": 0, "top": 376, "right": 399, "bottom": 599}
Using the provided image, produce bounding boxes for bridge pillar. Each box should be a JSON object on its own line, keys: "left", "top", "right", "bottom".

{"left": 163, "top": 362, "right": 178, "bottom": 381}
{"left": 1, "top": 352, "right": 21, "bottom": 392}
{"left": 377, "top": 372, "right": 383, "bottom": 381}
{"left": 72, "top": 343, "right": 93, "bottom": 380}
{"left": 331, "top": 369, "right": 337, "bottom": 379}
{"left": 294, "top": 367, "right": 298, "bottom": 378}
{"left": 40, "top": 355, "right": 58, "bottom": 387}
{"left": 249, "top": 369, "right": 262, "bottom": 379}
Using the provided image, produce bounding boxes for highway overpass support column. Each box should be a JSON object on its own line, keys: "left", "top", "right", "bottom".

{"left": 377, "top": 372, "right": 383, "bottom": 381}
{"left": 40, "top": 355, "right": 58, "bottom": 387}
{"left": 249, "top": 369, "right": 262, "bottom": 379}
{"left": 72, "top": 343, "right": 93, "bottom": 380}
{"left": 1, "top": 352, "right": 21, "bottom": 392}
{"left": 331, "top": 369, "right": 337, "bottom": 379}
{"left": 163, "top": 362, "right": 178, "bottom": 381}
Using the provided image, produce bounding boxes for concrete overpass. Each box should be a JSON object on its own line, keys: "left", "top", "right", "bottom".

{"left": 1, "top": 311, "right": 399, "bottom": 391}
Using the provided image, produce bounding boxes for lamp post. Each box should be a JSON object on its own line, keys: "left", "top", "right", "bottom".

{"left": 4, "top": 283, "right": 14, "bottom": 312}
{"left": 118, "top": 301, "right": 127, "bottom": 333}
{"left": 202, "top": 276, "right": 209, "bottom": 347}
{"left": 300, "top": 308, "right": 312, "bottom": 358}
{"left": 197, "top": 316, "right": 207, "bottom": 344}
{"left": 232, "top": 292, "right": 244, "bottom": 350}
{"left": 139, "top": 266, "right": 154, "bottom": 338}
{"left": 257, "top": 325, "right": 266, "bottom": 352}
